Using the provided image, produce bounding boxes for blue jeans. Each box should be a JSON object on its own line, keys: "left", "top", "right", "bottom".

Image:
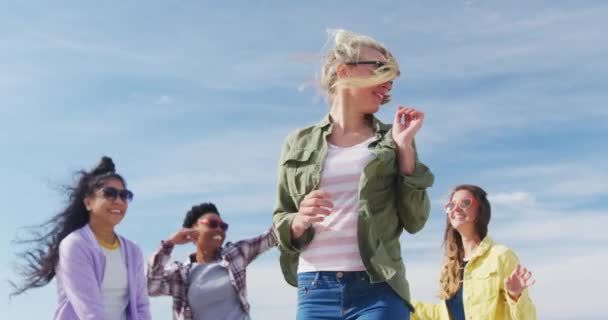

{"left": 296, "top": 271, "right": 411, "bottom": 320}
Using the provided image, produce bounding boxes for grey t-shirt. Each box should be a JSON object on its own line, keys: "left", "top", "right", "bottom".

{"left": 187, "top": 261, "right": 249, "bottom": 320}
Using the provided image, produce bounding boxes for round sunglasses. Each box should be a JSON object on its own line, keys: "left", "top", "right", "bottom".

{"left": 444, "top": 197, "right": 478, "bottom": 214}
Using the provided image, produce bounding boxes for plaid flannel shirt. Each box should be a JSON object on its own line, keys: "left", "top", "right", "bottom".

{"left": 147, "top": 229, "right": 276, "bottom": 320}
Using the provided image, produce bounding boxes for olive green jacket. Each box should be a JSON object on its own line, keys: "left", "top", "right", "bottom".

{"left": 272, "top": 114, "right": 434, "bottom": 306}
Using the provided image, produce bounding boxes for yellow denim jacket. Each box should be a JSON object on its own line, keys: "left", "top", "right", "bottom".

{"left": 412, "top": 236, "right": 536, "bottom": 320}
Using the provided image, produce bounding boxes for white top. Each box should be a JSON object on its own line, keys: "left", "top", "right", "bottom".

{"left": 101, "top": 245, "right": 129, "bottom": 320}
{"left": 298, "top": 136, "right": 375, "bottom": 273}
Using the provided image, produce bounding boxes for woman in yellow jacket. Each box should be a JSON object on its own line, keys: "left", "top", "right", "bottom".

{"left": 412, "top": 184, "right": 536, "bottom": 320}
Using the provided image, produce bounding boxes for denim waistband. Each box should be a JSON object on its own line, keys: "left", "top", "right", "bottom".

{"left": 298, "top": 271, "right": 370, "bottom": 283}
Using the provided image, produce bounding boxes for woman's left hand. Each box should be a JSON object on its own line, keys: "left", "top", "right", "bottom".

{"left": 391, "top": 106, "right": 425, "bottom": 148}
{"left": 505, "top": 264, "right": 536, "bottom": 301}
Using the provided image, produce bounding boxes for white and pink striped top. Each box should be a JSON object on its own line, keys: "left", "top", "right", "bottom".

{"left": 297, "top": 136, "right": 375, "bottom": 273}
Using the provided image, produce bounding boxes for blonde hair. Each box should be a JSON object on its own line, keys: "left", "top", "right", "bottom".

{"left": 320, "top": 29, "right": 400, "bottom": 104}
{"left": 438, "top": 184, "right": 491, "bottom": 299}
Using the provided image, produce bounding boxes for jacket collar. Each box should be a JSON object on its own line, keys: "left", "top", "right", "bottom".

{"left": 473, "top": 235, "right": 494, "bottom": 259}
{"left": 316, "top": 114, "right": 391, "bottom": 135}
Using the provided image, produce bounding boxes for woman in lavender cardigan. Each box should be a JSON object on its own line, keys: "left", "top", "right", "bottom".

{"left": 10, "top": 156, "right": 151, "bottom": 320}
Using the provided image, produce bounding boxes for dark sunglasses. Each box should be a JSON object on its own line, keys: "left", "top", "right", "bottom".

{"left": 345, "top": 60, "right": 387, "bottom": 69}
{"left": 100, "top": 186, "right": 134, "bottom": 202}
{"left": 199, "top": 218, "right": 229, "bottom": 231}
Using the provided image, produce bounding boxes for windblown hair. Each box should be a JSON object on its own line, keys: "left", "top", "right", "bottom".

{"left": 10, "top": 156, "right": 126, "bottom": 298}
{"left": 320, "top": 28, "right": 400, "bottom": 103}
{"left": 438, "top": 184, "right": 491, "bottom": 299}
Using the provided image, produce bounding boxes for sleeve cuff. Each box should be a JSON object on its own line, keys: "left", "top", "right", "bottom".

{"left": 160, "top": 240, "right": 175, "bottom": 253}
{"left": 276, "top": 213, "right": 314, "bottom": 252}
{"left": 399, "top": 161, "right": 434, "bottom": 189}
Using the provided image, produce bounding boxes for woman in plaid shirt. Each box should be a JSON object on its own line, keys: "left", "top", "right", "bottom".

{"left": 147, "top": 202, "right": 276, "bottom": 320}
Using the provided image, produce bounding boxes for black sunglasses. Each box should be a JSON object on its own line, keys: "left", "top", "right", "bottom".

{"left": 345, "top": 61, "right": 386, "bottom": 69}
{"left": 100, "top": 186, "right": 134, "bottom": 202}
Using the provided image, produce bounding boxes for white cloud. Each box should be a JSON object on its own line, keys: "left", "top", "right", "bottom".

{"left": 489, "top": 191, "right": 538, "bottom": 208}
{"left": 156, "top": 95, "right": 173, "bottom": 105}
{"left": 493, "top": 209, "right": 608, "bottom": 243}
{"left": 481, "top": 161, "right": 608, "bottom": 199}
{"left": 131, "top": 172, "right": 245, "bottom": 197}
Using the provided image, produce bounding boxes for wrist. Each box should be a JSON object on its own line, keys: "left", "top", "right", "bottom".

{"left": 507, "top": 290, "right": 521, "bottom": 301}
{"left": 291, "top": 224, "right": 305, "bottom": 238}
{"left": 397, "top": 142, "right": 414, "bottom": 152}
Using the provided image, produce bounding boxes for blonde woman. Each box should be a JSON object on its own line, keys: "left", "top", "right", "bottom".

{"left": 272, "top": 29, "right": 434, "bottom": 319}
{"left": 412, "top": 185, "right": 536, "bottom": 320}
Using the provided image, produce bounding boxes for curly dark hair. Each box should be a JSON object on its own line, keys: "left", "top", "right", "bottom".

{"left": 182, "top": 202, "right": 220, "bottom": 228}
{"left": 10, "top": 156, "right": 127, "bottom": 298}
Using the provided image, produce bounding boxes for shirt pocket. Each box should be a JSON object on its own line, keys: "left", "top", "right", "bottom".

{"left": 367, "top": 146, "right": 397, "bottom": 191}
{"left": 281, "top": 148, "right": 316, "bottom": 197}
{"left": 468, "top": 265, "right": 500, "bottom": 301}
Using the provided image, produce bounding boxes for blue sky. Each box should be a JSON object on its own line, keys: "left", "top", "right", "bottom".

{"left": 1, "top": 1, "right": 607, "bottom": 319}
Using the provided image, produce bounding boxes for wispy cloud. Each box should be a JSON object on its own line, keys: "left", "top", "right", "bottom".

{"left": 155, "top": 95, "right": 174, "bottom": 105}
{"left": 1, "top": 1, "right": 606, "bottom": 319}
{"left": 489, "top": 191, "right": 538, "bottom": 208}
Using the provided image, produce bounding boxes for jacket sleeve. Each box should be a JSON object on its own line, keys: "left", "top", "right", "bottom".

{"left": 56, "top": 238, "right": 107, "bottom": 319}
{"left": 146, "top": 241, "right": 184, "bottom": 298}
{"left": 133, "top": 245, "right": 152, "bottom": 320}
{"left": 500, "top": 250, "right": 537, "bottom": 320}
{"left": 234, "top": 227, "right": 277, "bottom": 265}
{"left": 272, "top": 135, "right": 315, "bottom": 253}
{"left": 395, "top": 139, "right": 435, "bottom": 234}
{"left": 410, "top": 300, "right": 449, "bottom": 320}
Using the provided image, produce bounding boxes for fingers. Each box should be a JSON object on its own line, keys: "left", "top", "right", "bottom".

{"left": 184, "top": 228, "right": 199, "bottom": 238}
{"left": 305, "top": 215, "right": 327, "bottom": 224}
{"left": 300, "top": 190, "right": 333, "bottom": 215}
{"left": 178, "top": 228, "right": 199, "bottom": 243}
{"left": 521, "top": 268, "right": 535, "bottom": 288}
{"left": 305, "top": 190, "right": 333, "bottom": 201}
{"left": 300, "top": 206, "right": 332, "bottom": 217}
{"left": 169, "top": 228, "right": 199, "bottom": 245}
{"left": 300, "top": 197, "right": 333, "bottom": 210}
{"left": 394, "top": 106, "right": 406, "bottom": 125}
{"left": 512, "top": 264, "right": 522, "bottom": 277}
{"left": 295, "top": 190, "right": 334, "bottom": 229}
{"left": 395, "top": 106, "right": 425, "bottom": 125}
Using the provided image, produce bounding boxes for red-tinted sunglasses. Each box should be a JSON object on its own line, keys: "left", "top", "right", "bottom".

{"left": 198, "top": 218, "right": 229, "bottom": 231}
{"left": 444, "top": 197, "right": 478, "bottom": 214}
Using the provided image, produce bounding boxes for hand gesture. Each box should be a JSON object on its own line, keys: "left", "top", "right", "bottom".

{"left": 505, "top": 264, "right": 536, "bottom": 300}
{"left": 292, "top": 190, "right": 333, "bottom": 238}
{"left": 166, "top": 228, "right": 200, "bottom": 246}
{"left": 391, "top": 106, "right": 425, "bottom": 147}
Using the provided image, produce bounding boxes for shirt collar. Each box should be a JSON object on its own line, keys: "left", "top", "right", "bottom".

{"left": 473, "top": 235, "right": 495, "bottom": 258}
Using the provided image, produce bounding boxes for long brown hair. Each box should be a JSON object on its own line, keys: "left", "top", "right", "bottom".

{"left": 438, "top": 184, "right": 491, "bottom": 299}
